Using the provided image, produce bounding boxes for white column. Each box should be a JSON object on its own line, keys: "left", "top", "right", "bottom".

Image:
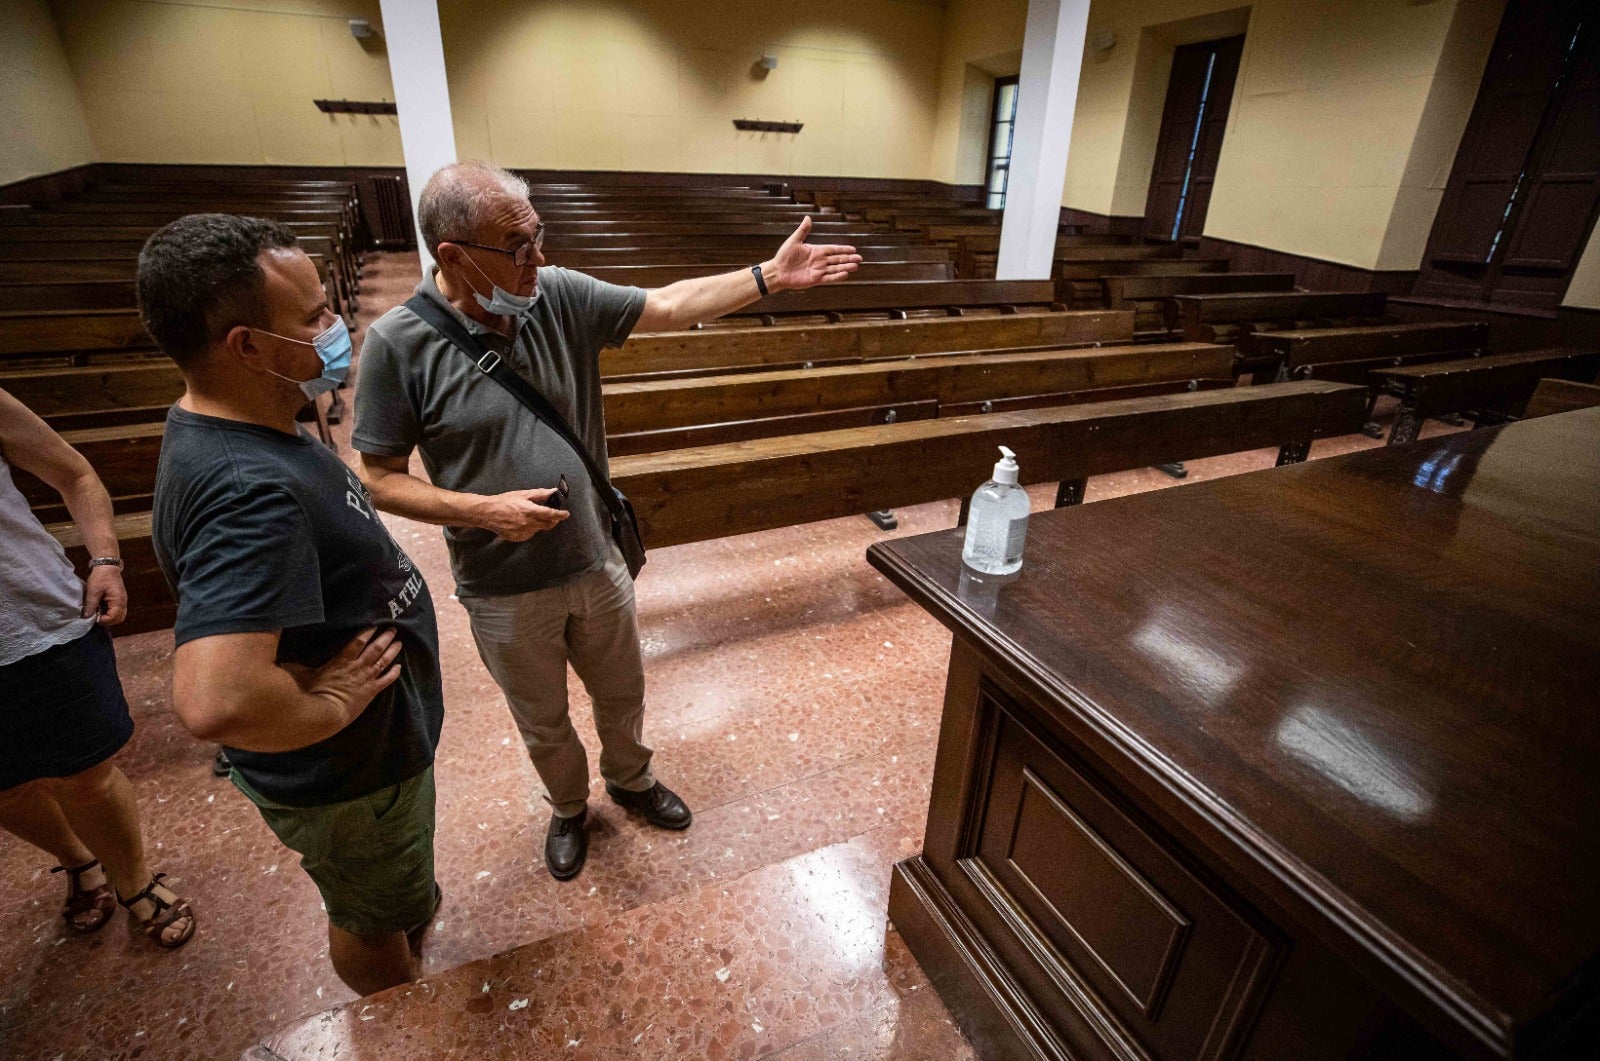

{"left": 995, "top": 0, "right": 1089, "bottom": 280}
{"left": 377, "top": 0, "right": 456, "bottom": 275}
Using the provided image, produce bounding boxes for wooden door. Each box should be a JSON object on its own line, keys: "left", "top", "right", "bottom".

{"left": 1143, "top": 36, "right": 1244, "bottom": 244}
{"left": 1414, "top": 0, "right": 1598, "bottom": 309}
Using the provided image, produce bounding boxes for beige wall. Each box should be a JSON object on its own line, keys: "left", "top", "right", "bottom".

{"left": 21, "top": 0, "right": 1549, "bottom": 279}
{"left": 44, "top": 0, "right": 942, "bottom": 176}
{"left": 928, "top": 0, "right": 1025, "bottom": 186}
{"left": 442, "top": 0, "right": 944, "bottom": 178}
{"left": 928, "top": 0, "right": 1504, "bottom": 271}
{"left": 1563, "top": 225, "right": 1600, "bottom": 311}
{"left": 1091, "top": 6, "right": 1251, "bottom": 220}
{"left": 1204, "top": 0, "right": 1503, "bottom": 270}
{"left": 1, "top": 0, "right": 96, "bottom": 186}
{"left": 51, "top": 0, "right": 402, "bottom": 166}
{"left": 1068, "top": 0, "right": 1503, "bottom": 269}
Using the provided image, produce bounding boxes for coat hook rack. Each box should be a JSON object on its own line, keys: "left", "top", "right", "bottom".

{"left": 733, "top": 118, "right": 803, "bottom": 134}
{"left": 314, "top": 99, "right": 397, "bottom": 115}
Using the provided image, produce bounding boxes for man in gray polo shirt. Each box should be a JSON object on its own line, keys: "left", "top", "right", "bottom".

{"left": 354, "top": 162, "right": 860, "bottom": 880}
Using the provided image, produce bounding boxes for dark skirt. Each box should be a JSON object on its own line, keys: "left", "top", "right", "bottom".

{"left": 0, "top": 625, "right": 134, "bottom": 791}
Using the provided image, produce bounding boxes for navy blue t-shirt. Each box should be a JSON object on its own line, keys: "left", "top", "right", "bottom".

{"left": 152, "top": 405, "right": 443, "bottom": 807}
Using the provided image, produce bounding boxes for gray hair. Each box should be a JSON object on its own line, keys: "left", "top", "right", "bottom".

{"left": 416, "top": 161, "right": 530, "bottom": 257}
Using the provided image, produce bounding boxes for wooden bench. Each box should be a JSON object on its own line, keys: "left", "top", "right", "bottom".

{"left": 45, "top": 381, "right": 1364, "bottom": 636}
{"left": 8, "top": 207, "right": 349, "bottom": 228}
{"left": 604, "top": 342, "right": 1234, "bottom": 450}
{"left": 1249, "top": 321, "right": 1492, "bottom": 384}
{"left": 721, "top": 279, "right": 1061, "bottom": 326}
{"left": 47, "top": 189, "right": 357, "bottom": 211}
{"left": 0, "top": 220, "right": 355, "bottom": 253}
{"left": 578, "top": 261, "right": 954, "bottom": 287}
{"left": 528, "top": 200, "right": 828, "bottom": 215}
{"left": 1172, "top": 291, "right": 1389, "bottom": 343}
{"left": 0, "top": 309, "right": 156, "bottom": 365}
{"left": 0, "top": 280, "right": 141, "bottom": 312}
{"left": 49, "top": 200, "right": 357, "bottom": 226}
{"left": 89, "top": 179, "right": 354, "bottom": 192}
{"left": 607, "top": 310, "right": 1133, "bottom": 378}
{"left": 1372, "top": 348, "right": 1600, "bottom": 445}
{"left": 0, "top": 254, "right": 333, "bottom": 284}
{"left": 539, "top": 220, "right": 870, "bottom": 238}
{"left": 954, "top": 236, "right": 1174, "bottom": 282}
{"left": 1, "top": 361, "right": 184, "bottom": 429}
{"left": 547, "top": 245, "right": 952, "bottom": 267}
{"left": 1055, "top": 245, "right": 1181, "bottom": 263}
{"left": 885, "top": 212, "right": 1009, "bottom": 234}
{"left": 13, "top": 342, "right": 1206, "bottom": 513}
{"left": 611, "top": 381, "right": 1369, "bottom": 547}
{"left": 1523, "top": 377, "right": 1600, "bottom": 419}
{"left": 0, "top": 260, "right": 936, "bottom": 313}
{"left": 519, "top": 184, "right": 777, "bottom": 200}
{"left": 546, "top": 233, "right": 920, "bottom": 253}
{"left": 0, "top": 240, "right": 353, "bottom": 317}
{"left": 0, "top": 249, "right": 348, "bottom": 315}
{"left": 809, "top": 190, "right": 981, "bottom": 209}
{"left": 2, "top": 222, "right": 359, "bottom": 297}
{"left": 1054, "top": 259, "right": 1231, "bottom": 308}
{"left": 0, "top": 240, "right": 148, "bottom": 260}
{"left": 926, "top": 229, "right": 1137, "bottom": 277}
{"left": 1103, "top": 273, "right": 1297, "bottom": 334}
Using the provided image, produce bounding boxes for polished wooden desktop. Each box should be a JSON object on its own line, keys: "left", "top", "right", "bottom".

{"left": 868, "top": 408, "right": 1600, "bottom": 1059}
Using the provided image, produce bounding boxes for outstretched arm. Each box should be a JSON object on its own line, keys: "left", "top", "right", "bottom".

{"left": 633, "top": 215, "right": 863, "bottom": 332}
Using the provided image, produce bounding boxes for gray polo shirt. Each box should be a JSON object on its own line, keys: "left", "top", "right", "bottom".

{"left": 353, "top": 267, "right": 646, "bottom": 598}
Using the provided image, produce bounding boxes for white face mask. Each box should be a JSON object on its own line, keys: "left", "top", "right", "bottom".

{"left": 463, "top": 253, "right": 541, "bottom": 319}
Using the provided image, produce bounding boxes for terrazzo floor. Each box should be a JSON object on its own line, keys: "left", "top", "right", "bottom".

{"left": 0, "top": 252, "right": 1464, "bottom": 1060}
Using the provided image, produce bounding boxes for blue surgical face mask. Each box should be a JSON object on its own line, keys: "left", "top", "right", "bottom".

{"left": 257, "top": 317, "right": 353, "bottom": 402}
{"left": 464, "top": 254, "right": 541, "bottom": 318}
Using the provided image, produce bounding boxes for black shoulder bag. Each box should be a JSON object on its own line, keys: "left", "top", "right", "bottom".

{"left": 403, "top": 294, "right": 647, "bottom": 579}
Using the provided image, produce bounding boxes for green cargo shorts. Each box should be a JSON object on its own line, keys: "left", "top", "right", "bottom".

{"left": 231, "top": 765, "right": 438, "bottom": 937}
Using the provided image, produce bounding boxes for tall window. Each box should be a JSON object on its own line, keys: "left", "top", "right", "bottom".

{"left": 985, "top": 76, "right": 1020, "bottom": 210}
{"left": 1414, "top": 0, "right": 1597, "bottom": 309}
{"left": 1143, "top": 36, "right": 1244, "bottom": 243}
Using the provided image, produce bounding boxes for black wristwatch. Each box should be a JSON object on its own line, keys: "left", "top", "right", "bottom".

{"left": 751, "top": 264, "right": 770, "bottom": 297}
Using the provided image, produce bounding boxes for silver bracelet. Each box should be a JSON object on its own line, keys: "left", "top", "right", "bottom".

{"left": 88, "top": 556, "right": 124, "bottom": 570}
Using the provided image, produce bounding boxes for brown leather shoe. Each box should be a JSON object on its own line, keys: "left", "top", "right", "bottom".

{"left": 545, "top": 809, "right": 588, "bottom": 880}
{"left": 605, "top": 782, "right": 692, "bottom": 830}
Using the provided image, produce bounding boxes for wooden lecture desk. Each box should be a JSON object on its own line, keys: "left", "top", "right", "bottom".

{"left": 868, "top": 407, "right": 1600, "bottom": 1060}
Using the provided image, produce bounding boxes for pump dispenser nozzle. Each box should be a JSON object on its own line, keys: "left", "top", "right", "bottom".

{"left": 992, "top": 446, "right": 1019, "bottom": 485}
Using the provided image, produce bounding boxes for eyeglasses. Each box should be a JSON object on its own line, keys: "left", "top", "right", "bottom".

{"left": 449, "top": 223, "right": 546, "bottom": 267}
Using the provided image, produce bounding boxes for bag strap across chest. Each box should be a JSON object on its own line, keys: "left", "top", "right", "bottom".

{"left": 402, "top": 294, "right": 628, "bottom": 528}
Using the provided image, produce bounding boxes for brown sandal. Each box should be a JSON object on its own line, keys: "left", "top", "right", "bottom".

{"left": 53, "top": 860, "right": 116, "bottom": 933}
{"left": 118, "top": 873, "right": 196, "bottom": 949}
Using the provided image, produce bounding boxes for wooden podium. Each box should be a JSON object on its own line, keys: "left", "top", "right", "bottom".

{"left": 868, "top": 408, "right": 1600, "bottom": 1059}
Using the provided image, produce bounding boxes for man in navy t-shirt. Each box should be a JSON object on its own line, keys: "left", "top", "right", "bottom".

{"left": 142, "top": 213, "right": 443, "bottom": 996}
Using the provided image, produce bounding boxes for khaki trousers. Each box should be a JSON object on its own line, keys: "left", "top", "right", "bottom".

{"left": 461, "top": 546, "right": 654, "bottom": 818}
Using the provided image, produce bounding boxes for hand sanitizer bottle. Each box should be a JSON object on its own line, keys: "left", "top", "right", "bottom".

{"left": 962, "top": 446, "right": 1029, "bottom": 575}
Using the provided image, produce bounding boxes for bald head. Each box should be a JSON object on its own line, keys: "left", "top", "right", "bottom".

{"left": 417, "top": 161, "right": 531, "bottom": 258}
